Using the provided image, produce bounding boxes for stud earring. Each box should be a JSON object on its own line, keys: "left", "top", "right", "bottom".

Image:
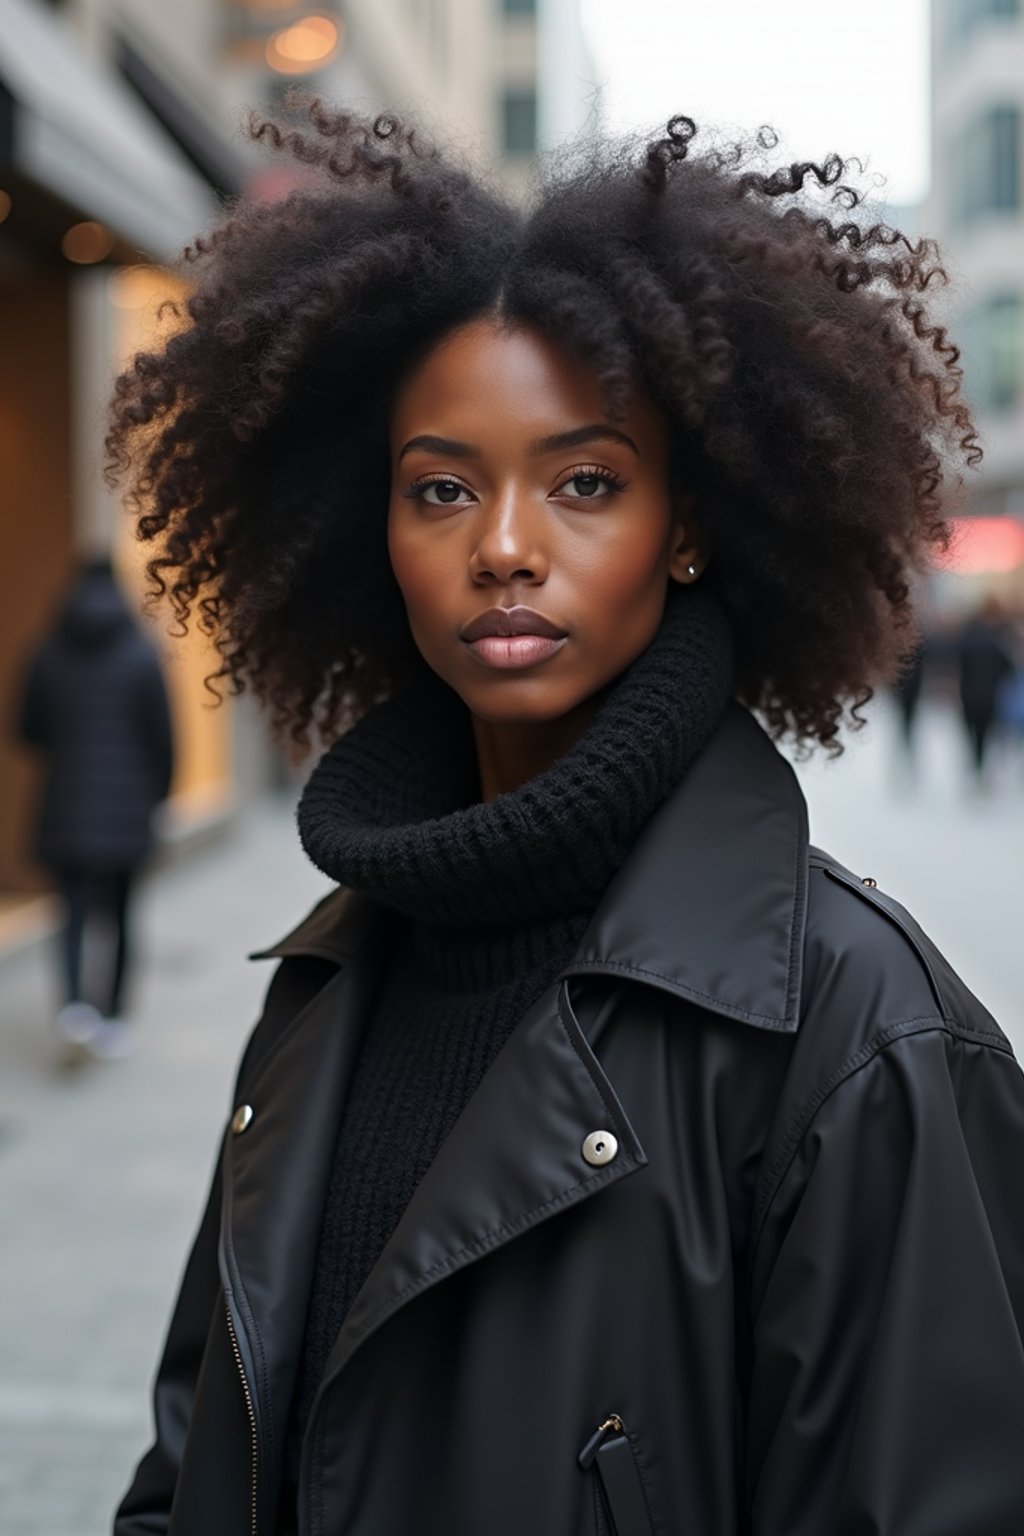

{"left": 686, "top": 564, "right": 698, "bottom": 579}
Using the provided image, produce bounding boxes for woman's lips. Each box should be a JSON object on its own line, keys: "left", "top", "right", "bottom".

{"left": 459, "top": 605, "right": 568, "bottom": 670}
{"left": 466, "top": 634, "right": 568, "bottom": 669}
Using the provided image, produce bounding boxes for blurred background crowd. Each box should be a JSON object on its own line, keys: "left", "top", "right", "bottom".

{"left": 0, "top": 2, "right": 1022, "bottom": 1533}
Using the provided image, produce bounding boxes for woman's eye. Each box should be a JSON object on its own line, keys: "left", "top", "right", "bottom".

{"left": 558, "top": 470, "right": 620, "bottom": 500}
{"left": 420, "top": 479, "right": 470, "bottom": 506}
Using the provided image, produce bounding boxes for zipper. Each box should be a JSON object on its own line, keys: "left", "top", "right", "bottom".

{"left": 225, "top": 1302, "right": 260, "bottom": 1536}
{"left": 578, "top": 1415, "right": 655, "bottom": 1536}
{"left": 579, "top": 1414, "right": 626, "bottom": 1468}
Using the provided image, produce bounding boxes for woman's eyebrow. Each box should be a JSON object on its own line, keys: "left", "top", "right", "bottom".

{"left": 398, "top": 434, "right": 480, "bottom": 461}
{"left": 529, "top": 425, "right": 640, "bottom": 457}
{"left": 398, "top": 424, "right": 640, "bottom": 462}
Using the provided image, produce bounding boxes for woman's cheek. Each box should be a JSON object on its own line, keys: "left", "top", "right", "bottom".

{"left": 569, "top": 518, "right": 671, "bottom": 606}
{"left": 388, "top": 521, "right": 438, "bottom": 621}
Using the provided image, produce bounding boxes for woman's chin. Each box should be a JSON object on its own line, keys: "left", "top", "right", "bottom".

{"left": 454, "top": 681, "right": 599, "bottom": 729}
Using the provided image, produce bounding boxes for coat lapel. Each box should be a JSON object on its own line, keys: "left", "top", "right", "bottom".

{"left": 225, "top": 909, "right": 645, "bottom": 1468}
{"left": 313, "top": 975, "right": 647, "bottom": 1393}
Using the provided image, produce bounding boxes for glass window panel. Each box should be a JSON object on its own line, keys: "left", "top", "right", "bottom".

{"left": 502, "top": 90, "right": 537, "bottom": 155}
{"left": 948, "top": 0, "right": 1019, "bottom": 46}
{"left": 990, "top": 296, "right": 1024, "bottom": 408}
{"left": 993, "top": 107, "right": 1021, "bottom": 210}
{"left": 962, "top": 295, "right": 1023, "bottom": 411}
{"left": 951, "top": 106, "right": 1021, "bottom": 225}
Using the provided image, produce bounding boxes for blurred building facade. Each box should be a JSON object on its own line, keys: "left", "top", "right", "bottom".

{"left": 0, "top": 0, "right": 231, "bottom": 904}
{"left": 930, "top": 0, "right": 1024, "bottom": 521}
{"left": 222, "top": 1, "right": 598, "bottom": 188}
{"left": 0, "top": 0, "right": 599, "bottom": 908}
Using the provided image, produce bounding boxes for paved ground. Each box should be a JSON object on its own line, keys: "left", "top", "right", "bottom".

{"left": 792, "top": 698, "right": 1024, "bottom": 1046}
{"left": 0, "top": 701, "right": 1021, "bottom": 1535}
{"left": 0, "top": 796, "right": 330, "bottom": 1536}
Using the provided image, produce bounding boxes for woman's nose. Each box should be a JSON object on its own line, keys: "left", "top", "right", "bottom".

{"left": 468, "top": 497, "right": 548, "bottom": 587}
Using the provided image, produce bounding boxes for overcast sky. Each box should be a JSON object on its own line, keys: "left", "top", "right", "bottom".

{"left": 582, "top": 0, "right": 931, "bottom": 208}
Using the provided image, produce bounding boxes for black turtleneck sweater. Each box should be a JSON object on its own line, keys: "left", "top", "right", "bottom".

{"left": 282, "top": 589, "right": 734, "bottom": 1503}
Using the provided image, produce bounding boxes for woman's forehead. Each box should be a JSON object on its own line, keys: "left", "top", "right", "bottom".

{"left": 390, "top": 319, "right": 665, "bottom": 455}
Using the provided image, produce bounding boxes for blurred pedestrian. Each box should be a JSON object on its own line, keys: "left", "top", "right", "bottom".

{"left": 14, "top": 556, "right": 174, "bottom": 1061}
{"left": 956, "top": 595, "right": 1015, "bottom": 787}
{"left": 890, "top": 639, "right": 925, "bottom": 783}
{"left": 995, "top": 600, "right": 1024, "bottom": 763}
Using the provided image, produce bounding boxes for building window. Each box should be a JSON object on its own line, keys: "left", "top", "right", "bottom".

{"left": 502, "top": 90, "right": 537, "bottom": 155}
{"left": 951, "top": 106, "right": 1021, "bottom": 226}
{"left": 502, "top": 0, "right": 537, "bottom": 15}
{"left": 947, "top": 0, "right": 1019, "bottom": 47}
{"left": 992, "top": 107, "right": 1021, "bottom": 209}
{"left": 962, "top": 295, "right": 1023, "bottom": 412}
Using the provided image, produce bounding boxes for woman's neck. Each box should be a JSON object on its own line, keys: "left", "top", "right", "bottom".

{"left": 296, "top": 586, "right": 735, "bottom": 931}
{"left": 471, "top": 700, "right": 598, "bottom": 801}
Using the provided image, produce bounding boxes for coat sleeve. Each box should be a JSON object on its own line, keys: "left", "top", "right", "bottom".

{"left": 745, "top": 1024, "right": 1024, "bottom": 1536}
{"left": 112, "top": 956, "right": 337, "bottom": 1535}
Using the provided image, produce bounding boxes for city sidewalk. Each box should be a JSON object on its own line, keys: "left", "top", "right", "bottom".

{"left": 0, "top": 704, "right": 1021, "bottom": 1536}
{"left": 792, "top": 699, "right": 1023, "bottom": 1052}
{"left": 0, "top": 797, "right": 329, "bottom": 1536}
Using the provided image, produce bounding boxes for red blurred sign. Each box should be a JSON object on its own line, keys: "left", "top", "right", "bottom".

{"left": 934, "top": 517, "right": 1024, "bottom": 575}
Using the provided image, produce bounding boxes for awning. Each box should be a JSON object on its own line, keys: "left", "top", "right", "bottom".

{"left": 0, "top": 0, "right": 220, "bottom": 261}
{"left": 117, "top": 38, "right": 245, "bottom": 202}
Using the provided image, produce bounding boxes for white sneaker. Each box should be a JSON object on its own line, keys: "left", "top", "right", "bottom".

{"left": 87, "top": 1017, "right": 136, "bottom": 1061}
{"left": 55, "top": 1001, "right": 102, "bottom": 1045}
{"left": 53, "top": 1002, "right": 102, "bottom": 1066}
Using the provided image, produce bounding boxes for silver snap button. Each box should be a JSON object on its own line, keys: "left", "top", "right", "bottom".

{"left": 231, "top": 1104, "right": 254, "bottom": 1136}
{"left": 582, "top": 1129, "right": 618, "bottom": 1167}
{"left": 862, "top": 876, "right": 878, "bottom": 888}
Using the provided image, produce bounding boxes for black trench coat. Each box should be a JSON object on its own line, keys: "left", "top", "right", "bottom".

{"left": 115, "top": 706, "right": 1024, "bottom": 1536}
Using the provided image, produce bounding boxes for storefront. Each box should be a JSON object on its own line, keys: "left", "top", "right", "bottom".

{"left": 0, "top": 0, "right": 243, "bottom": 904}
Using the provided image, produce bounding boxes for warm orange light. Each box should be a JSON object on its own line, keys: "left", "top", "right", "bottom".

{"left": 266, "top": 14, "right": 340, "bottom": 73}
{"left": 109, "top": 265, "right": 188, "bottom": 354}
{"left": 62, "top": 221, "right": 115, "bottom": 264}
{"left": 109, "top": 265, "right": 162, "bottom": 310}
{"left": 0, "top": 190, "right": 11, "bottom": 224}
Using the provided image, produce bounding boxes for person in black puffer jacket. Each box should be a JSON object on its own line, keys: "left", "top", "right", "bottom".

{"left": 15, "top": 556, "right": 174, "bottom": 1060}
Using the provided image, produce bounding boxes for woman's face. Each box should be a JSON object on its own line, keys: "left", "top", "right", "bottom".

{"left": 388, "top": 319, "right": 700, "bottom": 726}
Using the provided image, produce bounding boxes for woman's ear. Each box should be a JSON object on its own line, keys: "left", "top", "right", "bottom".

{"left": 667, "top": 496, "right": 706, "bottom": 585}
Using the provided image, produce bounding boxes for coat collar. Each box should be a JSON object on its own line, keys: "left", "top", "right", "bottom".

{"left": 255, "top": 704, "right": 809, "bottom": 1034}
{"left": 566, "top": 703, "right": 808, "bottom": 1031}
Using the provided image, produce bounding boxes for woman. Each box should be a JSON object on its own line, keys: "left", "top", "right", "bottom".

{"left": 110, "top": 108, "right": 1024, "bottom": 1536}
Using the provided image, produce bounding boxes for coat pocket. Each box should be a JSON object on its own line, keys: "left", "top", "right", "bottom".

{"left": 578, "top": 1416, "right": 656, "bottom": 1536}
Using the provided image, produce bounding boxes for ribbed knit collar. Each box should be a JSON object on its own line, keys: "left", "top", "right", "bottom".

{"left": 297, "top": 588, "right": 734, "bottom": 933}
